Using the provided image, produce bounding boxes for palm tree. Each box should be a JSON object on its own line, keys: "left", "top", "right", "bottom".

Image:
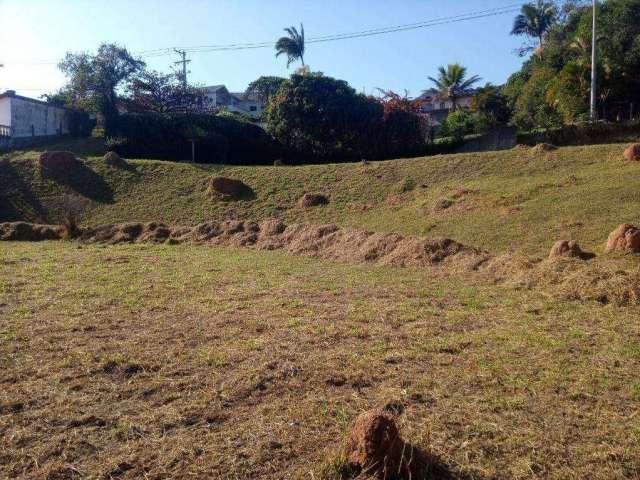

{"left": 427, "top": 64, "right": 481, "bottom": 111}
{"left": 275, "top": 24, "right": 305, "bottom": 69}
{"left": 511, "top": 0, "right": 557, "bottom": 54}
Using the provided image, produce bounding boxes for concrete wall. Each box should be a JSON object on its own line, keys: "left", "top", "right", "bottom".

{"left": 454, "top": 127, "right": 518, "bottom": 154}
{"left": 10, "top": 97, "right": 71, "bottom": 138}
{"left": 0, "top": 97, "right": 11, "bottom": 128}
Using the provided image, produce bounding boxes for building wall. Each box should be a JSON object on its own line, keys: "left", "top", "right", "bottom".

{"left": 0, "top": 97, "right": 11, "bottom": 128}
{"left": 10, "top": 97, "right": 71, "bottom": 138}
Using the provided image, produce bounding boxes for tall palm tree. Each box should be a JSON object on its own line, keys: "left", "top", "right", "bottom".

{"left": 511, "top": 0, "right": 557, "bottom": 53}
{"left": 427, "top": 64, "right": 481, "bottom": 111}
{"left": 275, "top": 24, "right": 305, "bottom": 69}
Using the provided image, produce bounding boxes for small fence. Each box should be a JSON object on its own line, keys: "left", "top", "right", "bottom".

{"left": 0, "top": 124, "right": 10, "bottom": 138}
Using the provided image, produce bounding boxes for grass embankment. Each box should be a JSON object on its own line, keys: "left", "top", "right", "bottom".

{"left": 1, "top": 241, "right": 639, "bottom": 479}
{"left": 2, "top": 137, "right": 640, "bottom": 256}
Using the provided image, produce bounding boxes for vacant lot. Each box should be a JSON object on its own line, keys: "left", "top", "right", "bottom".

{"left": 2, "top": 139, "right": 640, "bottom": 478}
{"left": 1, "top": 240, "right": 639, "bottom": 479}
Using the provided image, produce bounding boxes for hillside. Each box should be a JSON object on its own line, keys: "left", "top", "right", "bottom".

{"left": 2, "top": 138, "right": 640, "bottom": 256}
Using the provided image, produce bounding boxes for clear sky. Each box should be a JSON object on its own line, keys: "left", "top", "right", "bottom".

{"left": 0, "top": 0, "right": 527, "bottom": 99}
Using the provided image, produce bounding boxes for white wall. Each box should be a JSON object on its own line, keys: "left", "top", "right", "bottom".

{"left": 0, "top": 97, "right": 11, "bottom": 127}
{"left": 10, "top": 97, "right": 70, "bottom": 138}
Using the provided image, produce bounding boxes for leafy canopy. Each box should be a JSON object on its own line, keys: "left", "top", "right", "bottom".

{"left": 59, "top": 44, "right": 145, "bottom": 133}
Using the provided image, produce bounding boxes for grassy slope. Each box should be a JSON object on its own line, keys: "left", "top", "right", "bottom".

{"left": 1, "top": 242, "right": 639, "bottom": 479}
{"left": 2, "top": 137, "right": 640, "bottom": 256}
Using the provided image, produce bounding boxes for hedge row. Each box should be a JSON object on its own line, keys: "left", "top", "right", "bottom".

{"left": 107, "top": 113, "right": 282, "bottom": 165}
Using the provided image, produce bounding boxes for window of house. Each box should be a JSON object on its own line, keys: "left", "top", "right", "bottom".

{"left": 249, "top": 106, "right": 257, "bottom": 112}
{"left": 440, "top": 102, "right": 446, "bottom": 110}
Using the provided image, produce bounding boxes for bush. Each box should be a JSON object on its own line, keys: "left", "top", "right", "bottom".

{"left": 439, "top": 110, "right": 476, "bottom": 140}
{"left": 109, "top": 113, "right": 282, "bottom": 165}
{"left": 265, "top": 74, "right": 427, "bottom": 162}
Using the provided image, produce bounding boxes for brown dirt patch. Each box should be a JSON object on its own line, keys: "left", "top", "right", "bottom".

{"left": 531, "top": 143, "right": 557, "bottom": 154}
{"left": 207, "top": 177, "right": 253, "bottom": 200}
{"left": 345, "top": 409, "right": 456, "bottom": 480}
{"left": 298, "top": 193, "right": 329, "bottom": 208}
{"left": 623, "top": 143, "right": 640, "bottom": 161}
{"left": 38, "top": 151, "right": 80, "bottom": 173}
{"left": 103, "top": 151, "right": 127, "bottom": 167}
{"left": 346, "top": 410, "right": 406, "bottom": 478}
{"left": 549, "top": 240, "right": 592, "bottom": 260}
{"left": 605, "top": 224, "right": 640, "bottom": 253}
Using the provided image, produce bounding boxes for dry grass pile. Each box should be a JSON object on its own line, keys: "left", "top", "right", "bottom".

{"left": 0, "top": 221, "right": 64, "bottom": 241}
{"left": 59, "top": 220, "right": 488, "bottom": 271}
{"left": 6, "top": 220, "right": 640, "bottom": 305}
{"left": 489, "top": 254, "right": 640, "bottom": 306}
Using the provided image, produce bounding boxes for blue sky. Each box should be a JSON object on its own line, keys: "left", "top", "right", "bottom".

{"left": 0, "top": 0, "right": 527, "bottom": 99}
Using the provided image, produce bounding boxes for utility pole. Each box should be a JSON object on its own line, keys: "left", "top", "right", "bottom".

{"left": 590, "top": 0, "right": 597, "bottom": 122}
{"left": 173, "top": 49, "right": 191, "bottom": 88}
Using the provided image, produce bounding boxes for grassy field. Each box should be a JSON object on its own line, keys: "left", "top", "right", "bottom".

{"left": 2, "top": 137, "right": 640, "bottom": 256}
{"left": 1, "top": 138, "right": 640, "bottom": 479}
{"left": 1, "top": 241, "right": 639, "bottom": 479}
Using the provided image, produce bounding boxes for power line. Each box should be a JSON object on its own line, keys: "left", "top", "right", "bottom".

{"left": 2, "top": 3, "right": 521, "bottom": 66}
{"left": 173, "top": 49, "right": 191, "bottom": 88}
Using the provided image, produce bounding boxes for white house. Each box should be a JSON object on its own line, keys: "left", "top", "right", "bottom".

{"left": 418, "top": 90, "right": 476, "bottom": 126}
{"left": 202, "top": 85, "right": 265, "bottom": 120}
{"left": 0, "top": 90, "right": 72, "bottom": 140}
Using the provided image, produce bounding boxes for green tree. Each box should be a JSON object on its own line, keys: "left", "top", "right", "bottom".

{"left": 545, "top": 61, "right": 590, "bottom": 122}
{"left": 275, "top": 24, "right": 306, "bottom": 68}
{"left": 511, "top": 1, "right": 558, "bottom": 56}
{"left": 426, "top": 64, "right": 481, "bottom": 111}
{"left": 472, "top": 84, "right": 512, "bottom": 128}
{"left": 59, "top": 44, "right": 145, "bottom": 135}
{"left": 264, "top": 74, "right": 380, "bottom": 159}
{"left": 245, "top": 76, "right": 287, "bottom": 102}
{"left": 513, "top": 66, "right": 562, "bottom": 129}
{"left": 127, "top": 70, "right": 210, "bottom": 114}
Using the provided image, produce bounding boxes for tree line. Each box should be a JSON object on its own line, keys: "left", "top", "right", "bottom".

{"left": 46, "top": 0, "right": 640, "bottom": 162}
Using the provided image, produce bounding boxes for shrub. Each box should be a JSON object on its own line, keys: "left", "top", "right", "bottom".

{"left": 109, "top": 113, "right": 281, "bottom": 165}
{"left": 439, "top": 110, "right": 476, "bottom": 140}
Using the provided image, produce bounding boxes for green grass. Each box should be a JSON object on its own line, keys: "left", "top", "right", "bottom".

{"left": 2, "top": 137, "right": 640, "bottom": 256}
{"left": 0, "top": 241, "right": 639, "bottom": 479}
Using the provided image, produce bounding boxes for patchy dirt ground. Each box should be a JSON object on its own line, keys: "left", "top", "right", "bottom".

{"left": 1, "top": 241, "right": 639, "bottom": 479}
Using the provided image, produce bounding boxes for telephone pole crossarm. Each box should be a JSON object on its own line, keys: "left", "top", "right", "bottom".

{"left": 173, "top": 49, "right": 191, "bottom": 89}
